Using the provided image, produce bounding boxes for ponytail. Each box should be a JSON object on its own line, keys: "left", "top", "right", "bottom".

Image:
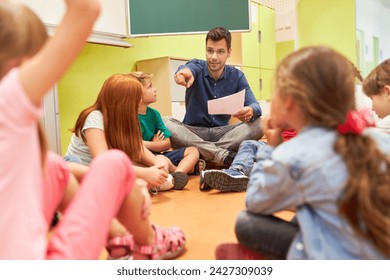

{"left": 335, "top": 134, "right": 390, "bottom": 257}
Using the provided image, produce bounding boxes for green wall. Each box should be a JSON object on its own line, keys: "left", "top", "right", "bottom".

{"left": 297, "top": 0, "right": 356, "bottom": 64}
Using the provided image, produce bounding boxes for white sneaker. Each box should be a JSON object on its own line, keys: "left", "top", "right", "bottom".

{"left": 156, "top": 174, "right": 174, "bottom": 191}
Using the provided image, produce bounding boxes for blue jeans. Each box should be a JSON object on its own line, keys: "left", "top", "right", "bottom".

{"left": 64, "top": 154, "right": 82, "bottom": 163}
{"left": 163, "top": 117, "right": 263, "bottom": 165}
{"left": 230, "top": 140, "right": 267, "bottom": 176}
{"left": 235, "top": 211, "right": 298, "bottom": 259}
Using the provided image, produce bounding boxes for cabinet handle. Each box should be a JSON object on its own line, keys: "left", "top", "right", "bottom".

{"left": 258, "top": 30, "right": 262, "bottom": 44}
{"left": 259, "top": 78, "right": 263, "bottom": 91}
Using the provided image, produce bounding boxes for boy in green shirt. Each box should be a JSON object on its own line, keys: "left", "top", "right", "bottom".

{"left": 132, "top": 72, "right": 204, "bottom": 190}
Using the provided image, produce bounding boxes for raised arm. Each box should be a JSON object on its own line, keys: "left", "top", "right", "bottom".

{"left": 20, "top": 0, "right": 101, "bottom": 106}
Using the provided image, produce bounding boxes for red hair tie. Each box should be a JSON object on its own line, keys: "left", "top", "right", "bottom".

{"left": 337, "top": 109, "right": 376, "bottom": 135}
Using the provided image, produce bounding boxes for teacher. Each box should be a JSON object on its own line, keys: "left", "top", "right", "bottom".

{"left": 163, "top": 26, "right": 263, "bottom": 167}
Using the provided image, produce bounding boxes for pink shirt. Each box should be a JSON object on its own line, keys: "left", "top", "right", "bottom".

{"left": 1, "top": 69, "right": 135, "bottom": 260}
{"left": 0, "top": 69, "right": 48, "bottom": 259}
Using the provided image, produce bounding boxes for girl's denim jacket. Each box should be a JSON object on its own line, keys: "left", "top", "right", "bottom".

{"left": 246, "top": 126, "right": 389, "bottom": 259}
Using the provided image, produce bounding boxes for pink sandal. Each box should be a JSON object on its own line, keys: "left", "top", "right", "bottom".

{"left": 134, "top": 225, "right": 186, "bottom": 260}
{"left": 107, "top": 225, "right": 185, "bottom": 260}
{"left": 106, "top": 234, "right": 134, "bottom": 260}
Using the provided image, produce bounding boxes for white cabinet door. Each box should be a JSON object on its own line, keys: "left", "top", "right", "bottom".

{"left": 41, "top": 87, "right": 61, "bottom": 155}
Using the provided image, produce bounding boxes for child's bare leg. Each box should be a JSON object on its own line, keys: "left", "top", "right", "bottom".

{"left": 156, "top": 154, "right": 176, "bottom": 173}
{"left": 115, "top": 179, "right": 155, "bottom": 259}
{"left": 109, "top": 177, "right": 186, "bottom": 260}
{"left": 66, "top": 161, "right": 88, "bottom": 182}
{"left": 116, "top": 180, "right": 154, "bottom": 244}
{"left": 176, "top": 147, "right": 199, "bottom": 174}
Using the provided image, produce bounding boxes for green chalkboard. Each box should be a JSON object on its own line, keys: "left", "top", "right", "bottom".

{"left": 128, "top": 0, "right": 251, "bottom": 37}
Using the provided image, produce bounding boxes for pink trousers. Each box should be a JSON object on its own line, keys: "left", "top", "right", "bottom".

{"left": 42, "top": 150, "right": 135, "bottom": 259}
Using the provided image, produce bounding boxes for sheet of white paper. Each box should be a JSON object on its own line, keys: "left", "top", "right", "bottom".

{"left": 208, "top": 89, "right": 245, "bottom": 115}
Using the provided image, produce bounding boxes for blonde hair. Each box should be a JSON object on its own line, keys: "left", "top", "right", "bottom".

{"left": 0, "top": 1, "right": 48, "bottom": 79}
{"left": 0, "top": 0, "right": 48, "bottom": 166}
{"left": 128, "top": 71, "right": 153, "bottom": 86}
{"left": 276, "top": 46, "right": 390, "bottom": 257}
{"left": 72, "top": 74, "right": 144, "bottom": 162}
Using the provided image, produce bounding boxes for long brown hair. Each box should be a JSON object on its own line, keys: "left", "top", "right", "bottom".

{"left": 72, "top": 74, "right": 143, "bottom": 161}
{"left": 275, "top": 46, "right": 390, "bottom": 257}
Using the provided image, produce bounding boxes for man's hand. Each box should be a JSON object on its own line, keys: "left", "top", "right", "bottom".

{"left": 174, "top": 68, "right": 194, "bottom": 88}
{"left": 233, "top": 106, "right": 254, "bottom": 123}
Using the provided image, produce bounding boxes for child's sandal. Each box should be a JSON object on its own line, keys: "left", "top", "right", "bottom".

{"left": 193, "top": 159, "right": 206, "bottom": 175}
{"left": 106, "top": 234, "right": 134, "bottom": 260}
{"left": 133, "top": 225, "right": 186, "bottom": 260}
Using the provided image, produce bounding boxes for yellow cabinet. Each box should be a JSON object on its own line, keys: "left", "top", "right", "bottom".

{"left": 241, "top": 2, "right": 276, "bottom": 102}
{"left": 242, "top": 66, "right": 274, "bottom": 101}
{"left": 242, "top": 2, "right": 260, "bottom": 68}
{"left": 242, "top": 66, "right": 261, "bottom": 100}
{"left": 260, "top": 68, "right": 275, "bottom": 101}
{"left": 259, "top": 4, "right": 276, "bottom": 70}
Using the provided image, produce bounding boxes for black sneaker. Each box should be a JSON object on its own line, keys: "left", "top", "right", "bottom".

{"left": 223, "top": 151, "right": 237, "bottom": 166}
{"left": 199, "top": 170, "right": 212, "bottom": 191}
{"left": 203, "top": 169, "right": 248, "bottom": 192}
{"left": 171, "top": 171, "right": 189, "bottom": 190}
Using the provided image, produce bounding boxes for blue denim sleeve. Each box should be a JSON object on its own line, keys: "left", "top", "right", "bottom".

{"left": 245, "top": 144, "right": 302, "bottom": 214}
{"left": 177, "top": 59, "right": 204, "bottom": 77}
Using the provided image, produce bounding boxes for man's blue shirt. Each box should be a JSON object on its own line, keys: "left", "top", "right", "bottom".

{"left": 178, "top": 59, "right": 262, "bottom": 127}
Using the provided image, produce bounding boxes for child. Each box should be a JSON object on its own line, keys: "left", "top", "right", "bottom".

{"left": 65, "top": 74, "right": 187, "bottom": 192}
{"left": 131, "top": 72, "right": 203, "bottom": 185}
{"left": 362, "top": 59, "right": 390, "bottom": 133}
{"left": 0, "top": 0, "right": 185, "bottom": 259}
{"left": 217, "top": 46, "right": 390, "bottom": 259}
{"left": 164, "top": 27, "right": 263, "bottom": 166}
